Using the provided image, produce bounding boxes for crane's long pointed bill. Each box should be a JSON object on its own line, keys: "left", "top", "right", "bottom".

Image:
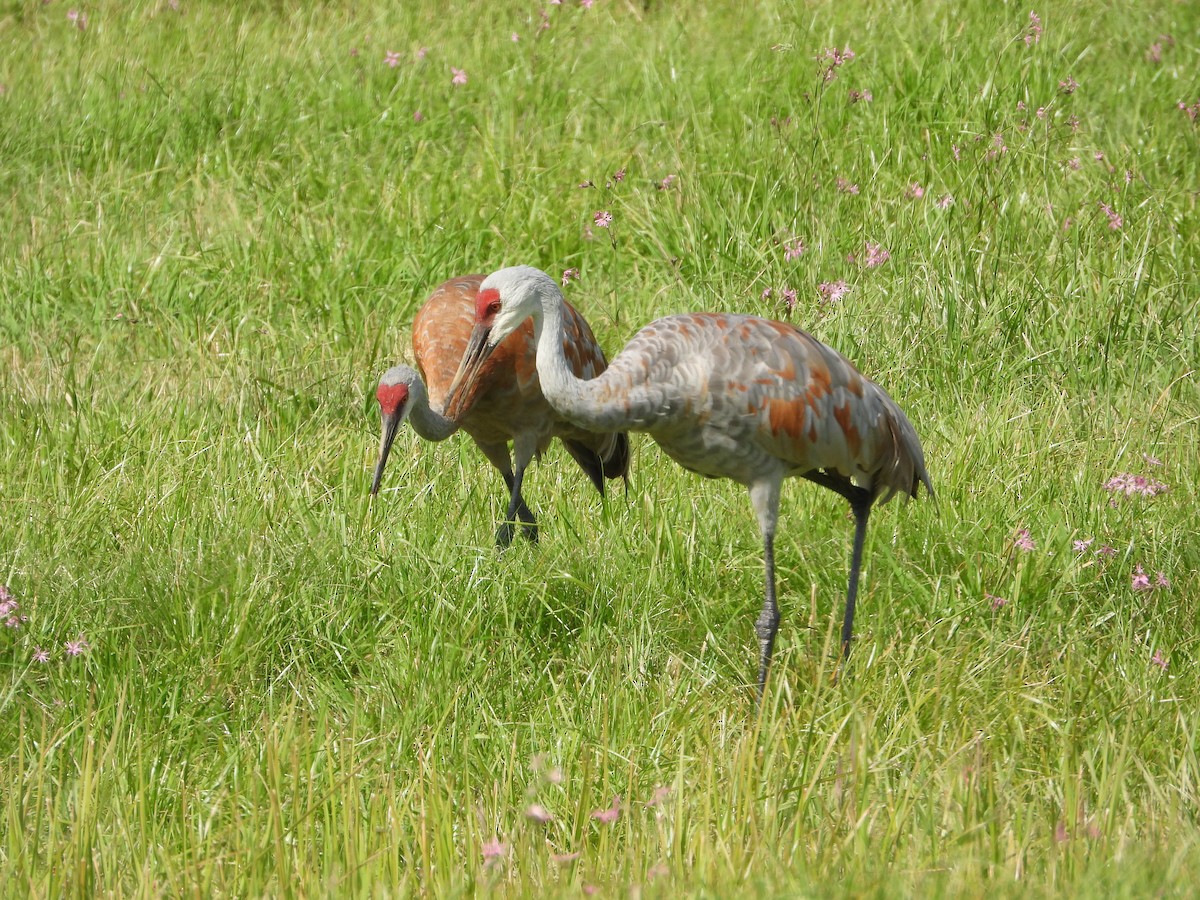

{"left": 371, "top": 413, "right": 401, "bottom": 495}
{"left": 444, "top": 323, "right": 493, "bottom": 421}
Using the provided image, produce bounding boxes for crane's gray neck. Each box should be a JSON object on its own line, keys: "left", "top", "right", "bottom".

{"left": 405, "top": 379, "right": 457, "bottom": 441}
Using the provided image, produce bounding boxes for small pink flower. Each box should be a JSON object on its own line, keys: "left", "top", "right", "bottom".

{"left": 1143, "top": 454, "right": 1162, "bottom": 466}
{"left": 1096, "top": 545, "right": 1117, "bottom": 559}
{"left": 593, "top": 210, "right": 612, "bottom": 228}
{"left": 906, "top": 182, "right": 925, "bottom": 200}
{"left": 5, "top": 615, "right": 25, "bottom": 628}
{"left": 1013, "top": 528, "right": 1035, "bottom": 552}
{"left": 817, "top": 280, "right": 849, "bottom": 304}
{"left": 1146, "top": 43, "right": 1163, "bottom": 64}
{"left": 848, "top": 88, "right": 872, "bottom": 103}
{"left": 656, "top": 174, "right": 676, "bottom": 190}
{"left": 1058, "top": 76, "right": 1078, "bottom": 94}
{"left": 1073, "top": 538, "right": 1094, "bottom": 554}
{"left": 481, "top": 838, "right": 508, "bottom": 860}
{"left": 817, "top": 46, "right": 855, "bottom": 82}
{"left": 1131, "top": 566, "right": 1152, "bottom": 592}
{"left": 416, "top": 47, "right": 429, "bottom": 60}
{"left": 450, "top": 67, "right": 468, "bottom": 86}
{"left": 1068, "top": 157, "right": 1082, "bottom": 170}
{"left": 781, "top": 288, "right": 798, "bottom": 310}
{"left": 1068, "top": 114, "right": 1081, "bottom": 132}
{"left": 836, "top": 176, "right": 859, "bottom": 195}
{"left": 863, "top": 242, "right": 890, "bottom": 268}
{"left": 1155, "top": 572, "right": 1170, "bottom": 589}
{"left": 1151, "top": 650, "right": 1168, "bottom": 670}
{"left": 1024, "top": 11, "right": 1042, "bottom": 46}
{"left": 580, "top": 0, "right": 594, "bottom": 8}
{"left": 385, "top": 50, "right": 400, "bottom": 68}
{"left": 1036, "top": 106, "right": 1047, "bottom": 120}
{"left": 67, "top": 8, "right": 88, "bottom": 30}
{"left": 591, "top": 794, "right": 621, "bottom": 824}
{"left": 1098, "top": 201, "right": 1123, "bottom": 230}
{"left": 951, "top": 144, "right": 961, "bottom": 162}
{"left": 33, "top": 647, "right": 51, "bottom": 663}
{"left": 936, "top": 194, "right": 954, "bottom": 209}
{"left": 645, "top": 786, "right": 673, "bottom": 808}
{"left": 578, "top": 179, "right": 595, "bottom": 189}
{"left": 561, "top": 267, "right": 580, "bottom": 286}
{"left": 987, "top": 132, "right": 1007, "bottom": 160}
{"left": 583, "top": 887, "right": 599, "bottom": 897}
{"left": 65, "top": 636, "right": 90, "bottom": 656}
{"left": 612, "top": 167, "right": 625, "bottom": 183}
{"left": 760, "top": 287, "right": 773, "bottom": 300}
{"left": 526, "top": 804, "right": 554, "bottom": 824}
{"left": 349, "top": 47, "right": 359, "bottom": 57}
{"left": 987, "top": 593, "right": 1008, "bottom": 610}
{"left": 412, "top": 110, "right": 424, "bottom": 122}
{"left": 784, "top": 238, "right": 806, "bottom": 261}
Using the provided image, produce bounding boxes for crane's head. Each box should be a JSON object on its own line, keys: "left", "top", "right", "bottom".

{"left": 372, "top": 365, "right": 423, "bottom": 495}
{"left": 444, "top": 266, "right": 557, "bottom": 420}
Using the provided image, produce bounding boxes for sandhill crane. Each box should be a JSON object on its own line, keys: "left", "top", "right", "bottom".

{"left": 445, "top": 266, "right": 933, "bottom": 695}
{"left": 372, "top": 274, "right": 629, "bottom": 547}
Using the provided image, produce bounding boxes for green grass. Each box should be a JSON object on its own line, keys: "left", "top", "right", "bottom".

{"left": 2, "top": 0, "right": 1199, "bottom": 894}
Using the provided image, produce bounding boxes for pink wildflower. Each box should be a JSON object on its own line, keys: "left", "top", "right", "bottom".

{"left": 1073, "top": 538, "right": 1094, "bottom": 554}
{"left": 987, "top": 132, "right": 1007, "bottom": 160}
{"left": 1151, "top": 650, "right": 1168, "bottom": 670}
{"left": 1143, "top": 454, "right": 1162, "bottom": 467}
{"left": 1131, "top": 566, "right": 1152, "bottom": 592}
{"left": 817, "top": 46, "right": 856, "bottom": 82}
{"left": 412, "top": 110, "right": 424, "bottom": 122}
{"left": 836, "top": 176, "right": 859, "bottom": 195}
{"left": 67, "top": 8, "right": 88, "bottom": 30}
{"left": 848, "top": 88, "right": 872, "bottom": 103}
{"left": 1104, "top": 473, "right": 1166, "bottom": 497}
{"left": 781, "top": 288, "right": 798, "bottom": 310}
{"left": 952, "top": 144, "right": 961, "bottom": 162}
{"left": 657, "top": 174, "right": 676, "bottom": 190}
{"left": 645, "top": 786, "right": 673, "bottom": 808}
{"left": 1096, "top": 545, "right": 1117, "bottom": 559}
{"left": 1068, "top": 157, "right": 1082, "bottom": 170}
{"left": 1068, "top": 114, "right": 1081, "bottom": 132}
{"left": 1146, "top": 43, "right": 1163, "bottom": 64}
{"left": 580, "top": 0, "right": 594, "bottom": 8}
{"left": 593, "top": 210, "right": 612, "bottom": 228}
{"left": 416, "top": 47, "right": 429, "bottom": 60}
{"left": 450, "top": 67, "right": 468, "bottom": 86}
{"left": 578, "top": 179, "right": 595, "bottom": 189}
{"left": 1179, "top": 101, "right": 1200, "bottom": 123}
{"left": 1024, "top": 11, "right": 1042, "bottom": 46}
{"left": 936, "top": 194, "right": 954, "bottom": 209}
{"left": 1155, "top": 572, "right": 1170, "bottom": 589}
{"left": 1036, "top": 106, "right": 1047, "bottom": 120}
{"left": 481, "top": 839, "right": 508, "bottom": 860}
{"left": 561, "top": 267, "right": 580, "bottom": 286}
{"left": 33, "top": 647, "right": 50, "bottom": 663}
{"left": 817, "top": 280, "right": 849, "bottom": 304}
{"left": 526, "top": 804, "right": 554, "bottom": 824}
{"left": 907, "top": 182, "right": 925, "bottom": 200}
{"left": 760, "top": 287, "right": 772, "bottom": 300}
{"left": 1058, "top": 75, "right": 1078, "bottom": 94}
{"left": 612, "top": 167, "right": 625, "bottom": 183}
{"left": 784, "top": 238, "right": 806, "bottom": 261}
{"left": 1097, "top": 201, "right": 1122, "bottom": 229}
{"left": 511, "top": 32, "right": 520, "bottom": 42}
{"left": 385, "top": 50, "right": 400, "bottom": 68}
{"left": 591, "top": 795, "right": 621, "bottom": 825}
{"left": 863, "top": 242, "right": 890, "bottom": 268}
{"left": 987, "top": 593, "right": 1008, "bottom": 609}
{"left": 65, "top": 636, "right": 89, "bottom": 656}
{"left": 1013, "top": 528, "right": 1035, "bottom": 552}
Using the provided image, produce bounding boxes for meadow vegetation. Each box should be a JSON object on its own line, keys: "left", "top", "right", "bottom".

{"left": 1, "top": 0, "right": 1198, "bottom": 894}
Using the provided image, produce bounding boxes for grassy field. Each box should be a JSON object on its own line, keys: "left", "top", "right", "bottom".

{"left": 2, "top": 0, "right": 1198, "bottom": 895}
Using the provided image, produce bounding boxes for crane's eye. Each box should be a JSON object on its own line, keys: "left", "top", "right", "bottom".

{"left": 487, "top": 299, "right": 502, "bottom": 316}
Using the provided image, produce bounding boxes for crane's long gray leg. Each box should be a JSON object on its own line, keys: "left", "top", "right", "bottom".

{"left": 749, "top": 477, "right": 783, "bottom": 702}
{"left": 840, "top": 493, "right": 873, "bottom": 660}
{"left": 498, "top": 436, "right": 538, "bottom": 546}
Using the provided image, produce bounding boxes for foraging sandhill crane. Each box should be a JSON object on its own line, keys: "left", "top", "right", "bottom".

{"left": 445, "top": 266, "right": 933, "bottom": 695}
{"left": 372, "top": 274, "right": 629, "bottom": 547}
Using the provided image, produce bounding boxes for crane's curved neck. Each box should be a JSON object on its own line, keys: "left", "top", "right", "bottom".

{"left": 406, "top": 385, "right": 457, "bottom": 441}
{"left": 528, "top": 287, "right": 629, "bottom": 433}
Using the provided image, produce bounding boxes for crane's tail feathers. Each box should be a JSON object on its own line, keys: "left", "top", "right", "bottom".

{"left": 562, "top": 431, "right": 630, "bottom": 497}
{"left": 873, "top": 397, "right": 934, "bottom": 506}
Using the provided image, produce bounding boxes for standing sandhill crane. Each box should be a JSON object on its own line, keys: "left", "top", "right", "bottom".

{"left": 445, "top": 266, "right": 933, "bottom": 695}
{"left": 372, "top": 274, "right": 630, "bottom": 547}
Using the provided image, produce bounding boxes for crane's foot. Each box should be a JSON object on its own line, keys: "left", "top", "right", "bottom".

{"left": 495, "top": 520, "right": 517, "bottom": 548}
